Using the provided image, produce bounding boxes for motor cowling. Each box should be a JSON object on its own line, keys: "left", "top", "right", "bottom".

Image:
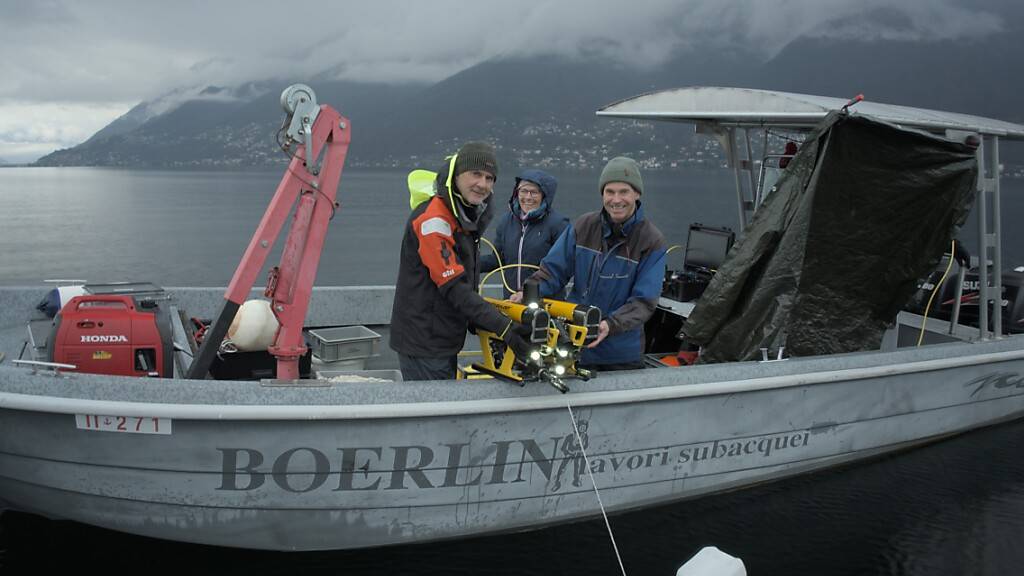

{"left": 909, "top": 264, "right": 1024, "bottom": 335}
{"left": 948, "top": 268, "right": 1024, "bottom": 334}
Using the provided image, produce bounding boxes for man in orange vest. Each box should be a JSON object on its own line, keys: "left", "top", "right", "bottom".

{"left": 390, "top": 142, "right": 533, "bottom": 380}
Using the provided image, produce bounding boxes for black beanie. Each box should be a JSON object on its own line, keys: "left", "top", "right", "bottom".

{"left": 454, "top": 141, "right": 499, "bottom": 180}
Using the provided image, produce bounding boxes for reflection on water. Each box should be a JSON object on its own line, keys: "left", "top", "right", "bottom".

{"left": 2, "top": 418, "right": 1023, "bottom": 575}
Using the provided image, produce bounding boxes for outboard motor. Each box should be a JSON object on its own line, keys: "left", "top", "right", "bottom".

{"left": 946, "top": 267, "right": 1024, "bottom": 334}
{"left": 908, "top": 262, "right": 1024, "bottom": 335}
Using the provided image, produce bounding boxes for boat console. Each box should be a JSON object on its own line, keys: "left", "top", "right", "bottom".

{"left": 662, "top": 223, "right": 735, "bottom": 303}
{"left": 646, "top": 223, "right": 735, "bottom": 360}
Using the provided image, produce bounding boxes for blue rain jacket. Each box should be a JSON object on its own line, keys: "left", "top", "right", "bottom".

{"left": 480, "top": 169, "right": 569, "bottom": 296}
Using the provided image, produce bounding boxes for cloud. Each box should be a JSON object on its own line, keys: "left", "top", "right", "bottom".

{"left": 0, "top": 0, "right": 1010, "bottom": 162}
{"left": 0, "top": 101, "right": 133, "bottom": 163}
{"left": 0, "top": 0, "right": 1007, "bottom": 103}
{"left": 797, "top": 1, "right": 1003, "bottom": 43}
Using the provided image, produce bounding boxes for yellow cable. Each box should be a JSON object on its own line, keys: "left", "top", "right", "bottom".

{"left": 666, "top": 245, "right": 685, "bottom": 269}
{"left": 478, "top": 236, "right": 541, "bottom": 294}
{"left": 478, "top": 237, "right": 512, "bottom": 293}
{"left": 480, "top": 263, "right": 540, "bottom": 294}
{"left": 916, "top": 240, "right": 956, "bottom": 347}
{"left": 480, "top": 236, "right": 501, "bottom": 266}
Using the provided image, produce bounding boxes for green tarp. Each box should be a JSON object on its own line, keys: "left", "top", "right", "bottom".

{"left": 682, "top": 111, "right": 978, "bottom": 363}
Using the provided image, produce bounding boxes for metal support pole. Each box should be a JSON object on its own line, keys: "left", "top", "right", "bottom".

{"left": 727, "top": 129, "right": 747, "bottom": 232}
{"left": 743, "top": 128, "right": 757, "bottom": 207}
{"left": 949, "top": 265, "right": 965, "bottom": 335}
{"left": 990, "top": 136, "right": 1003, "bottom": 337}
{"left": 756, "top": 129, "right": 769, "bottom": 207}
{"left": 976, "top": 139, "right": 990, "bottom": 340}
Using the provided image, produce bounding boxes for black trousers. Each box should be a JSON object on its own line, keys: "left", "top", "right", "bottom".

{"left": 398, "top": 354, "right": 458, "bottom": 381}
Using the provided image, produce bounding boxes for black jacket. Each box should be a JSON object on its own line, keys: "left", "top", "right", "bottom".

{"left": 389, "top": 165, "right": 512, "bottom": 357}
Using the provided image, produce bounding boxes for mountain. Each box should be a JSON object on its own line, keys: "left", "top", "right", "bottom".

{"left": 36, "top": 79, "right": 418, "bottom": 168}
{"left": 26, "top": 45, "right": 777, "bottom": 170}
{"left": 35, "top": 24, "right": 1024, "bottom": 170}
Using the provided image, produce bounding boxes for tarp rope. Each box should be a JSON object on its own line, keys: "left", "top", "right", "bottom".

{"left": 567, "top": 403, "right": 628, "bottom": 576}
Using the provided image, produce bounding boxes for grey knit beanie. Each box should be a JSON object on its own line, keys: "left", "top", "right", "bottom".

{"left": 599, "top": 156, "right": 642, "bottom": 194}
{"left": 455, "top": 141, "right": 499, "bottom": 180}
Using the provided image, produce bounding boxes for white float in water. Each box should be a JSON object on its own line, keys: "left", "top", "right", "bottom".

{"left": 676, "top": 546, "right": 746, "bottom": 576}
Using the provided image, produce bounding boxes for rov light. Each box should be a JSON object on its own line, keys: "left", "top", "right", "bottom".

{"left": 528, "top": 302, "right": 539, "bottom": 309}
{"left": 530, "top": 350, "right": 542, "bottom": 362}
{"left": 554, "top": 364, "right": 566, "bottom": 376}
{"left": 556, "top": 348, "right": 569, "bottom": 358}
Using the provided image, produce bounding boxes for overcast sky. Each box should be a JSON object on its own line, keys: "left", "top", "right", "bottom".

{"left": 0, "top": 0, "right": 1006, "bottom": 163}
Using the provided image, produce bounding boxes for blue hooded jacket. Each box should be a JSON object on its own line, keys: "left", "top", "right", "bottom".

{"left": 480, "top": 169, "right": 570, "bottom": 296}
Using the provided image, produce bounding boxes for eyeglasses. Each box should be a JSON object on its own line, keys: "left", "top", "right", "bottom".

{"left": 517, "top": 186, "right": 542, "bottom": 197}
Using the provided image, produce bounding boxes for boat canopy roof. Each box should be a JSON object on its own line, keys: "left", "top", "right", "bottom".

{"left": 597, "top": 86, "right": 1024, "bottom": 140}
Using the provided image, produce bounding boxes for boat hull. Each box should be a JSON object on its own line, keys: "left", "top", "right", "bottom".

{"left": 3, "top": 342, "right": 1024, "bottom": 549}
{"left": 2, "top": 287, "right": 1024, "bottom": 550}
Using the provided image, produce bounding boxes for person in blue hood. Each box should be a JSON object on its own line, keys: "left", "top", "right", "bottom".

{"left": 480, "top": 169, "right": 570, "bottom": 297}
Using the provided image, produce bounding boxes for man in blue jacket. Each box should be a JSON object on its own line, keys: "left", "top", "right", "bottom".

{"left": 480, "top": 169, "right": 569, "bottom": 298}
{"left": 515, "top": 157, "right": 667, "bottom": 370}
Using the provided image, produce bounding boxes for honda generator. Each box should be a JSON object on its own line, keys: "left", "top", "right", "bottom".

{"left": 48, "top": 294, "right": 174, "bottom": 377}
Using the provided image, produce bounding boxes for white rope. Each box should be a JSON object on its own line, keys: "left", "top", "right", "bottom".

{"left": 567, "top": 402, "right": 627, "bottom": 576}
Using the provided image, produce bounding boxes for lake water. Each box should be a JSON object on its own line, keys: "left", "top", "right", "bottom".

{"left": 1, "top": 167, "right": 1024, "bottom": 574}
{"left": 0, "top": 167, "right": 743, "bottom": 287}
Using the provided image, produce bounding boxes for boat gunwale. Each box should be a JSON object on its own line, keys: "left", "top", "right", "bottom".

{"left": 2, "top": 346, "right": 1023, "bottom": 420}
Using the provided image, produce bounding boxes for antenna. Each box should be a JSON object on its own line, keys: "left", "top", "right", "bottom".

{"left": 841, "top": 93, "right": 865, "bottom": 113}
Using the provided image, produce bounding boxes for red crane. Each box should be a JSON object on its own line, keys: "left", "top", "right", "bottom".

{"left": 187, "top": 84, "right": 351, "bottom": 380}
